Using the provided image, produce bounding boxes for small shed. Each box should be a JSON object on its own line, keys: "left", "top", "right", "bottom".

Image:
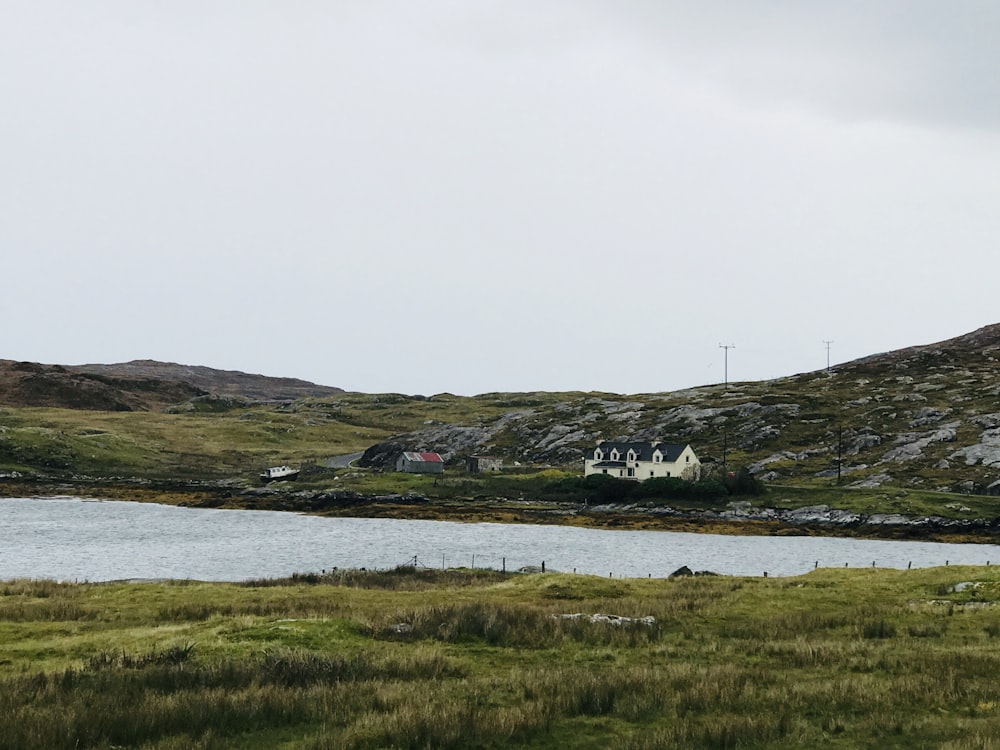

{"left": 395, "top": 451, "right": 445, "bottom": 474}
{"left": 466, "top": 455, "right": 502, "bottom": 473}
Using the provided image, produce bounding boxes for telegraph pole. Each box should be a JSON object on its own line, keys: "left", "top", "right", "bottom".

{"left": 837, "top": 425, "right": 843, "bottom": 484}
{"left": 823, "top": 340, "right": 834, "bottom": 372}
{"left": 718, "top": 343, "right": 735, "bottom": 472}
{"left": 719, "top": 343, "right": 735, "bottom": 388}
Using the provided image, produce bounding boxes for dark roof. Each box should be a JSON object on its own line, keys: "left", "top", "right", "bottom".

{"left": 589, "top": 441, "right": 690, "bottom": 462}
{"left": 591, "top": 460, "right": 626, "bottom": 469}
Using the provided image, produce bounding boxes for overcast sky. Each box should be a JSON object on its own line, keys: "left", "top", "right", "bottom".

{"left": 4, "top": 2, "right": 999, "bottom": 395}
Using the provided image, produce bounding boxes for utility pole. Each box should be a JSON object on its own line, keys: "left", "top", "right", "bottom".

{"left": 823, "top": 340, "right": 834, "bottom": 372}
{"left": 719, "top": 343, "right": 735, "bottom": 388}
{"left": 719, "top": 344, "right": 734, "bottom": 472}
{"left": 837, "top": 425, "right": 843, "bottom": 484}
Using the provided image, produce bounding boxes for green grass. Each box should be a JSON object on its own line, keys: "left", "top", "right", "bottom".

{"left": 0, "top": 392, "right": 554, "bottom": 481}
{"left": 763, "top": 483, "right": 1000, "bottom": 520}
{"left": 0, "top": 405, "right": 392, "bottom": 480}
{"left": 5, "top": 567, "right": 1000, "bottom": 747}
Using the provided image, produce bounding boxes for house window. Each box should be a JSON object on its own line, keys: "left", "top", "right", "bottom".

{"left": 627, "top": 468, "right": 635, "bottom": 477}
{"left": 602, "top": 469, "right": 607, "bottom": 474}
{"left": 686, "top": 456, "right": 690, "bottom": 463}
{"left": 649, "top": 471, "right": 654, "bottom": 477}
{"left": 667, "top": 471, "right": 671, "bottom": 477}
{"left": 594, "top": 450, "right": 603, "bottom": 460}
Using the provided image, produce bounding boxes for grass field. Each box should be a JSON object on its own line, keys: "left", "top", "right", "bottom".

{"left": 4, "top": 566, "right": 1000, "bottom": 748}
{"left": 0, "top": 403, "right": 391, "bottom": 479}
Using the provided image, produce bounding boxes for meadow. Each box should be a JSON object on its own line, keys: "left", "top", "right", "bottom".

{"left": 3, "top": 565, "right": 1000, "bottom": 748}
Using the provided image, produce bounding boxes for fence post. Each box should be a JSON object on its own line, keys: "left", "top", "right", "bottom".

{"left": 541, "top": 561, "right": 545, "bottom": 573}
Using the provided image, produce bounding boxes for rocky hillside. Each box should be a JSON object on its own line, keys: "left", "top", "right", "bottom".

{"left": 0, "top": 360, "right": 206, "bottom": 411}
{"left": 0, "top": 359, "right": 344, "bottom": 411}
{"left": 69, "top": 361, "right": 344, "bottom": 402}
{"left": 360, "top": 324, "right": 1000, "bottom": 494}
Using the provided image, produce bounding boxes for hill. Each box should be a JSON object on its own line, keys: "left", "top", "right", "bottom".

{"left": 0, "top": 360, "right": 206, "bottom": 411}
{"left": 0, "top": 359, "right": 344, "bottom": 411}
{"left": 68, "top": 360, "right": 345, "bottom": 402}
{"left": 3, "top": 325, "right": 1000, "bottom": 496}
{"left": 358, "top": 323, "right": 1000, "bottom": 494}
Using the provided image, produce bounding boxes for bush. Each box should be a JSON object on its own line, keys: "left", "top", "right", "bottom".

{"left": 539, "top": 473, "right": 731, "bottom": 505}
{"left": 724, "top": 469, "right": 766, "bottom": 497}
{"left": 633, "top": 477, "right": 729, "bottom": 503}
{"left": 539, "top": 474, "right": 635, "bottom": 504}
{"left": 859, "top": 619, "right": 897, "bottom": 639}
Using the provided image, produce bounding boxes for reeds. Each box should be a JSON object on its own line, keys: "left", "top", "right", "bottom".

{"left": 242, "top": 566, "right": 514, "bottom": 591}
{"left": 5, "top": 568, "right": 1000, "bottom": 747}
{"left": 0, "top": 647, "right": 463, "bottom": 750}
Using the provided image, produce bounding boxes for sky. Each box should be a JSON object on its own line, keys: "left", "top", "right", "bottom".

{"left": 4, "top": 1, "right": 999, "bottom": 396}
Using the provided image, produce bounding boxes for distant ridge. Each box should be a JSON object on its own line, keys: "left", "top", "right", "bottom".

{"left": 843, "top": 323, "right": 1000, "bottom": 370}
{"left": 0, "top": 359, "right": 344, "bottom": 411}
{"left": 0, "top": 360, "right": 204, "bottom": 411}
{"left": 69, "top": 360, "right": 345, "bottom": 402}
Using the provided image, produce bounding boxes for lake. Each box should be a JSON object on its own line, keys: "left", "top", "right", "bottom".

{"left": 3, "top": 495, "right": 999, "bottom": 581}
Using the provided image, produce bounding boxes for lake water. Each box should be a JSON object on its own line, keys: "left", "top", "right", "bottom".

{"left": 3, "top": 496, "right": 1000, "bottom": 581}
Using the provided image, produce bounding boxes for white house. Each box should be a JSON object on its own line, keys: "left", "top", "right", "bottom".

{"left": 584, "top": 441, "right": 700, "bottom": 481}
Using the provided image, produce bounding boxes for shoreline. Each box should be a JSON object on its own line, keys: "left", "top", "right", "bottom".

{"left": 3, "top": 478, "right": 1000, "bottom": 545}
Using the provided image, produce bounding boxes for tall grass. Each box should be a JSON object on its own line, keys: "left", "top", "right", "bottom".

{"left": 0, "top": 648, "right": 462, "bottom": 750}
{"left": 5, "top": 568, "right": 1000, "bottom": 747}
{"left": 0, "top": 580, "right": 94, "bottom": 622}
{"left": 242, "top": 566, "right": 515, "bottom": 591}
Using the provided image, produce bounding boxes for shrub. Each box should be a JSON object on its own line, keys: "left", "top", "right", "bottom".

{"left": 859, "top": 619, "right": 897, "bottom": 639}
{"left": 724, "top": 468, "right": 766, "bottom": 496}
{"left": 540, "top": 474, "right": 730, "bottom": 505}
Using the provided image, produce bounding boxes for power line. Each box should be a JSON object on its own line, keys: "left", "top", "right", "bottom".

{"left": 823, "top": 340, "right": 834, "bottom": 372}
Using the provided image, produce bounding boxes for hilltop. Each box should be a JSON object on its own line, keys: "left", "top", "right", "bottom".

{"left": 0, "top": 360, "right": 206, "bottom": 411}
{"left": 68, "top": 360, "right": 345, "bottom": 402}
{"left": 0, "top": 359, "right": 343, "bottom": 411}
